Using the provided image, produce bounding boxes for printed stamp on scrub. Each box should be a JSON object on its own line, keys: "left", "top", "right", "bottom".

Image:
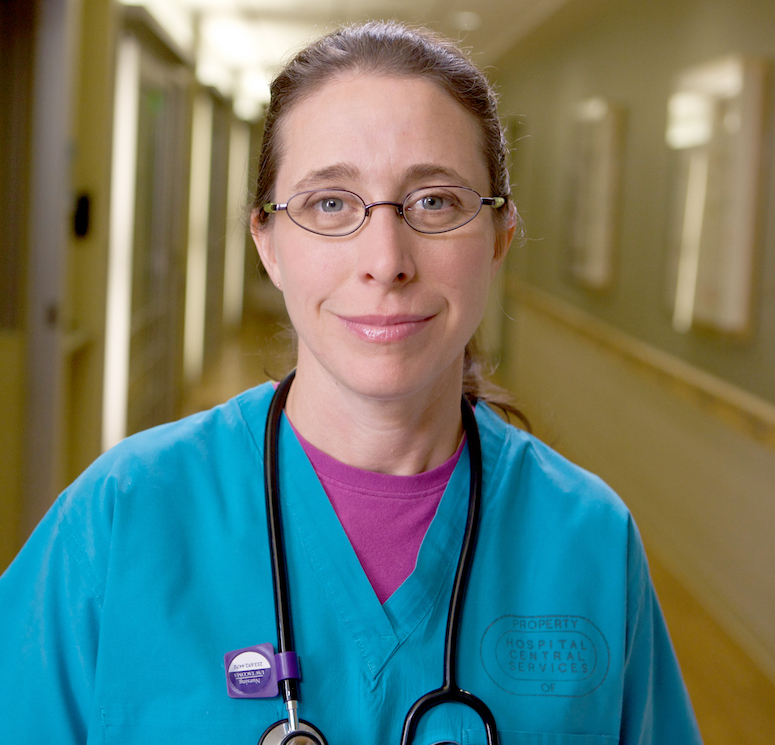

{"left": 480, "top": 615, "right": 610, "bottom": 697}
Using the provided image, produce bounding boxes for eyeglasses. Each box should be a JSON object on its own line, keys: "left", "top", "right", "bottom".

{"left": 262, "top": 186, "right": 507, "bottom": 237}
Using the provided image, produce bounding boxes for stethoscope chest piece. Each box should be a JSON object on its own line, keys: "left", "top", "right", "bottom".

{"left": 259, "top": 718, "right": 327, "bottom": 745}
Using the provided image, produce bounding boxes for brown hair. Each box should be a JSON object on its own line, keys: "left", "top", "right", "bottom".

{"left": 252, "top": 20, "right": 528, "bottom": 428}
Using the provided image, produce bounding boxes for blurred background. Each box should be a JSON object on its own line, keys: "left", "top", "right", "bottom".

{"left": 1, "top": 0, "right": 775, "bottom": 741}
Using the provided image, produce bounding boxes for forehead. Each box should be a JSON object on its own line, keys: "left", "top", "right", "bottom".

{"left": 274, "top": 73, "right": 489, "bottom": 193}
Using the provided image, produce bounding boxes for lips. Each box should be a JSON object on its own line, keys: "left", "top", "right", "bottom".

{"left": 338, "top": 313, "right": 435, "bottom": 342}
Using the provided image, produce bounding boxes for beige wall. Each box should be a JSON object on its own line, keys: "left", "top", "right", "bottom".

{"left": 495, "top": 0, "right": 775, "bottom": 404}
{"left": 63, "top": 0, "right": 116, "bottom": 485}
{"left": 0, "top": 0, "right": 34, "bottom": 570}
{"left": 0, "top": 0, "right": 117, "bottom": 570}
{"left": 0, "top": 335, "right": 25, "bottom": 570}
{"left": 492, "top": 0, "right": 775, "bottom": 682}
{"left": 503, "top": 291, "right": 775, "bottom": 682}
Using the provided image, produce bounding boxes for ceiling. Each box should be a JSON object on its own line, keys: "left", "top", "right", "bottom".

{"left": 125, "top": 0, "right": 570, "bottom": 119}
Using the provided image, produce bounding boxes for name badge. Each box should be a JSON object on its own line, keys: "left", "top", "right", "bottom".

{"left": 224, "top": 643, "right": 279, "bottom": 699}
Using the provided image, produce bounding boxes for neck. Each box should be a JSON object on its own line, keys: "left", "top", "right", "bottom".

{"left": 284, "top": 363, "right": 465, "bottom": 476}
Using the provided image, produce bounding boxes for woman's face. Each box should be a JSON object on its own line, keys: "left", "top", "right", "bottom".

{"left": 254, "top": 73, "right": 514, "bottom": 404}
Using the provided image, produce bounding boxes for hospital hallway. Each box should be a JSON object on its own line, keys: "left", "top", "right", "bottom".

{"left": 4, "top": 0, "right": 775, "bottom": 741}
{"left": 181, "top": 310, "right": 775, "bottom": 745}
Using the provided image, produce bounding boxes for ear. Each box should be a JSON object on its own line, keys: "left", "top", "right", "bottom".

{"left": 491, "top": 201, "right": 518, "bottom": 278}
{"left": 251, "top": 211, "right": 282, "bottom": 288}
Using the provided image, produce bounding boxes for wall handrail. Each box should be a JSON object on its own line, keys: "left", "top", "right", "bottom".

{"left": 509, "top": 278, "right": 775, "bottom": 451}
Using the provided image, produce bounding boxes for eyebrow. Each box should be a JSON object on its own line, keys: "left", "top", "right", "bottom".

{"left": 403, "top": 163, "right": 472, "bottom": 187}
{"left": 291, "top": 163, "right": 361, "bottom": 193}
{"left": 290, "top": 162, "right": 474, "bottom": 194}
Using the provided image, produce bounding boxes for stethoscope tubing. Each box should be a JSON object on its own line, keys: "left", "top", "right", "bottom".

{"left": 444, "top": 396, "right": 482, "bottom": 692}
{"left": 263, "top": 371, "right": 300, "bottom": 706}
{"left": 399, "top": 395, "right": 498, "bottom": 745}
{"left": 263, "top": 371, "right": 497, "bottom": 745}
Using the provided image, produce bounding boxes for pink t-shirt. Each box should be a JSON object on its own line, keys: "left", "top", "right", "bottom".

{"left": 289, "top": 420, "right": 464, "bottom": 603}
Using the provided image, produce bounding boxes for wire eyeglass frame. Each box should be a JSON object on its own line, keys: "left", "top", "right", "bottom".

{"left": 262, "top": 186, "right": 507, "bottom": 237}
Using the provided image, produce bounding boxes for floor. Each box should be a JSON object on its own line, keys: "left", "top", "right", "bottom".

{"left": 649, "top": 556, "right": 775, "bottom": 745}
{"left": 185, "top": 313, "right": 775, "bottom": 745}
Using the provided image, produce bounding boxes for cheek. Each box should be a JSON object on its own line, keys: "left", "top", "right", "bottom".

{"left": 273, "top": 229, "right": 315, "bottom": 285}
{"left": 433, "top": 246, "right": 495, "bottom": 321}
{"left": 275, "top": 237, "right": 350, "bottom": 311}
{"left": 450, "top": 236, "right": 496, "bottom": 287}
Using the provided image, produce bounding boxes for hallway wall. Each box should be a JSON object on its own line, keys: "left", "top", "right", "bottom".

{"left": 496, "top": 0, "right": 775, "bottom": 402}
{"left": 504, "top": 289, "right": 775, "bottom": 681}
{"left": 493, "top": 0, "right": 775, "bottom": 680}
{"left": 0, "top": 0, "right": 34, "bottom": 569}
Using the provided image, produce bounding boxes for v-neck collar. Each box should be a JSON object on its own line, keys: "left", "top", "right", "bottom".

{"left": 277, "top": 411, "right": 471, "bottom": 680}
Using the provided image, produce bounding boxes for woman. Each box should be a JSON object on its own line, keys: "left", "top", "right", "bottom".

{"left": 0, "top": 21, "right": 701, "bottom": 745}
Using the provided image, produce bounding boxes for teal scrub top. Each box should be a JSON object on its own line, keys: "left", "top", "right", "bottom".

{"left": 0, "top": 382, "right": 702, "bottom": 744}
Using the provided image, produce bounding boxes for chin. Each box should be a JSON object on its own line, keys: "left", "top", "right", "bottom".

{"left": 330, "top": 356, "right": 463, "bottom": 403}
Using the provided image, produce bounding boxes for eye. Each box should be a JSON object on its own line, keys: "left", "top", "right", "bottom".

{"left": 418, "top": 194, "right": 447, "bottom": 210}
{"left": 314, "top": 196, "right": 345, "bottom": 212}
{"left": 402, "top": 187, "right": 481, "bottom": 233}
{"left": 405, "top": 188, "right": 463, "bottom": 213}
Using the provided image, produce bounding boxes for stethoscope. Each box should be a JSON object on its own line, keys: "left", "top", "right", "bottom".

{"left": 259, "top": 371, "right": 498, "bottom": 745}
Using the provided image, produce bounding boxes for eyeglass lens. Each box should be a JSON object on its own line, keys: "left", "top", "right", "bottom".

{"left": 285, "top": 187, "right": 484, "bottom": 236}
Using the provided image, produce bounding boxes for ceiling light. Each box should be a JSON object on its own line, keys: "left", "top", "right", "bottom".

{"left": 201, "top": 15, "right": 265, "bottom": 69}
{"left": 449, "top": 10, "right": 481, "bottom": 32}
{"left": 121, "top": 0, "right": 195, "bottom": 53}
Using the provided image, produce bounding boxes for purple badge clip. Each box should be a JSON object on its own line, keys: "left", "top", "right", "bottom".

{"left": 275, "top": 651, "right": 300, "bottom": 682}
{"left": 224, "top": 643, "right": 279, "bottom": 699}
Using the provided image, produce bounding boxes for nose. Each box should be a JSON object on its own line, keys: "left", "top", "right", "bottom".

{"left": 356, "top": 203, "right": 417, "bottom": 286}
